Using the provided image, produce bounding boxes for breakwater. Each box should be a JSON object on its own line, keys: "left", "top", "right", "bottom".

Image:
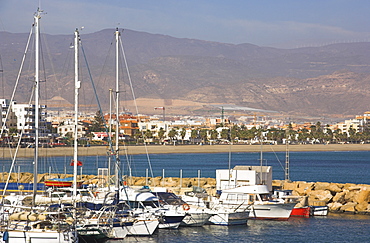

{"left": 2, "top": 172, "right": 370, "bottom": 214}
{"left": 274, "top": 180, "right": 370, "bottom": 214}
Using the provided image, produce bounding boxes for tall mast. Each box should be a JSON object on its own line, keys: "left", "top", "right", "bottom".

{"left": 115, "top": 28, "right": 120, "bottom": 188}
{"left": 32, "top": 8, "right": 42, "bottom": 207}
{"left": 260, "top": 133, "right": 263, "bottom": 185}
{"left": 285, "top": 131, "right": 290, "bottom": 181}
{"left": 73, "top": 28, "right": 80, "bottom": 198}
{"left": 108, "top": 88, "right": 113, "bottom": 185}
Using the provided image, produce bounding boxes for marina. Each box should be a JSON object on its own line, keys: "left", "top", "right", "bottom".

{"left": 1, "top": 3, "right": 370, "bottom": 242}
{"left": 1, "top": 151, "right": 369, "bottom": 242}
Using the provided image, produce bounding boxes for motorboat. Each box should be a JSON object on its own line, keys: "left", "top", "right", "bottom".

{"left": 212, "top": 185, "right": 296, "bottom": 220}
{"left": 154, "top": 191, "right": 213, "bottom": 227}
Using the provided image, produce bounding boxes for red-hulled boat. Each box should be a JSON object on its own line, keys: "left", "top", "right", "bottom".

{"left": 290, "top": 206, "right": 311, "bottom": 217}
{"left": 44, "top": 178, "right": 83, "bottom": 188}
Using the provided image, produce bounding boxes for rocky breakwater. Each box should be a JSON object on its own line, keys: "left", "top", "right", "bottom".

{"left": 274, "top": 180, "right": 370, "bottom": 214}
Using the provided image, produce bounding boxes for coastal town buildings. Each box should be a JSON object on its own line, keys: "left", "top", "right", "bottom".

{"left": 0, "top": 99, "right": 17, "bottom": 132}
{"left": 2, "top": 101, "right": 370, "bottom": 145}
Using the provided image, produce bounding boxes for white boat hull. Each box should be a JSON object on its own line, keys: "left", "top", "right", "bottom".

{"left": 126, "top": 219, "right": 159, "bottom": 236}
{"left": 181, "top": 212, "right": 213, "bottom": 227}
{"left": 1, "top": 230, "right": 76, "bottom": 243}
{"left": 250, "top": 203, "right": 296, "bottom": 220}
{"left": 111, "top": 226, "right": 128, "bottom": 239}
{"left": 209, "top": 211, "right": 249, "bottom": 226}
{"left": 311, "top": 206, "right": 328, "bottom": 216}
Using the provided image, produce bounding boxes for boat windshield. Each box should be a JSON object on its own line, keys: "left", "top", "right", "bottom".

{"left": 260, "top": 194, "right": 273, "bottom": 201}
{"left": 154, "top": 192, "right": 186, "bottom": 206}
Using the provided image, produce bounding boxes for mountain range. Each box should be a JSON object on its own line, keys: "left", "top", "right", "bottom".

{"left": 1, "top": 29, "right": 370, "bottom": 122}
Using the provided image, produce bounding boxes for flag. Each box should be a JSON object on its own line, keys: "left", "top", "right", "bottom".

{"left": 70, "top": 160, "right": 83, "bottom": 166}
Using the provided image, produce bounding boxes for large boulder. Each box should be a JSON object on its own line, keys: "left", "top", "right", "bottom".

{"left": 340, "top": 202, "right": 357, "bottom": 212}
{"left": 342, "top": 183, "right": 358, "bottom": 190}
{"left": 272, "top": 180, "right": 283, "bottom": 188}
{"left": 294, "top": 182, "right": 314, "bottom": 196}
{"left": 344, "top": 190, "right": 358, "bottom": 203}
{"left": 332, "top": 191, "right": 347, "bottom": 204}
{"left": 314, "top": 182, "right": 331, "bottom": 191}
{"left": 282, "top": 181, "right": 300, "bottom": 190}
{"left": 327, "top": 183, "right": 343, "bottom": 193}
{"left": 307, "top": 190, "right": 333, "bottom": 205}
{"left": 19, "top": 172, "right": 33, "bottom": 183}
{"left": 133, "top": 178, "right": 146, "bottom": 186}
{"left": 355, "top": 201, "right": 369, "bottom": 212}
{"left": 328, "top": 202, "right": 343, "bottom": 211}
{"left": 354, "top": 188, "right": 370, "bottom": 204}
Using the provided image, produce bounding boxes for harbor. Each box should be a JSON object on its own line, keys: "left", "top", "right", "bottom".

{"left": 1, "top": 2, "right": 370, "bottom": 242}
{"left": 1, "top": 150, "right": 370, "bottom": 242}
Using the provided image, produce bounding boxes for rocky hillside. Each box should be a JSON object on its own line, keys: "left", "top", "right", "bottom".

{"left": 1, "top": 29, "right": 370, "bottom": 119}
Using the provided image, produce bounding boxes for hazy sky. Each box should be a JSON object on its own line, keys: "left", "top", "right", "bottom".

{"left": 1, "top": 0, "right": 370, "bottom": 48}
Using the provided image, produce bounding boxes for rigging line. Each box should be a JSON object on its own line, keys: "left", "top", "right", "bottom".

{"left": 2, "top": 71, "right": 36, "bottom": 199}
{"left": 79, "top": 41, "right": 119, "bottom": 173}
{"left": 39, "top": 17, "right": 57, "bottom": 89}
{"left": 116, "top": 38, "right": 134, "bottom": 182}
{"left": 268, "top": 144, "right": 285, "bottom": 172}
{"left": 0, "top": 27, "right": 33, "bottom": 137}
{"left": 0, "top": 53, "right": 4, "bottom": 169}
{"left": 58, "top": 39, "right": 74, "bottom": 91}
{"left": 119, "top": 37, "right": 155, "bottom": 181}
{"left": 94, "top": 35, "right": 115, "bottom": 108}
{"left": 0, "top": 54, "right": 4, "bottom": 98}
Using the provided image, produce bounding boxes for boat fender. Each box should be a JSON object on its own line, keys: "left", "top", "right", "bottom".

{"left": 3, "top": 231, "right": 8, "bottom": 241}
{"left": 182, "top": 203, "right": 190, "bottom": 211}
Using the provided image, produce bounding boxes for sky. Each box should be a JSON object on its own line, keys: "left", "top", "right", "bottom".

{"left": 1, "top": 0, "right": 370, "bottom": 48}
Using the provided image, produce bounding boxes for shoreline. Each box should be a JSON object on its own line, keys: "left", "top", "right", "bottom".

{"left": 0, "top": 143, "right": 369, "bottom": 158}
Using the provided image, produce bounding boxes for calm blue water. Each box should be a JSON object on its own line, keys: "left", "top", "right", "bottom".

{"left": 2, "top": 150, "right": 370, "bottom": 242}
{"left": 119, "top": 214, "right": 370, "bottom": 243}
{"left": 3, "top": 150, "right": 370, "bottom": 184}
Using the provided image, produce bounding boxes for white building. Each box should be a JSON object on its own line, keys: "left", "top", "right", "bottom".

{"left": 0, "top": 99, "right": 17, "bottom": 132}
{"left": 12, "top": 103, "right": 47, "bottom": 134}
{"left": 57, "top": 124, "right": 85, "bottom": 138}
{"left": 216, "top": 165, "right": 273, "bottom": 191}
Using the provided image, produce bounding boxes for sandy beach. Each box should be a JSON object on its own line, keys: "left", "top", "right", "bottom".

{"left": 0, "top": 143, "right": 369, "bottom": 158}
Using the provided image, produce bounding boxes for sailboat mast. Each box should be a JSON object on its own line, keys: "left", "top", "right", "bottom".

{"left": 115, "top": 28, "right": 120, "bottom": 188}
{"left": 260, "top": 132, "right": 263, "bottom": 185}
{"left": 285, "top": 135, "right": 290, "bottom": 181}
{"left": 73, "top": 28, "right": 80, "bottom": 198}
{"left": 32, "top": 8, "right": 41, "bottom": 207}
{"left": 108, "top": 88, "right": 113, "bottom": 184}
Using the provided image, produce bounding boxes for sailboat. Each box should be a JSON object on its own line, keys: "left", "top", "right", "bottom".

{"left": 0, "top": 8, "right": 78, "bottom": 243}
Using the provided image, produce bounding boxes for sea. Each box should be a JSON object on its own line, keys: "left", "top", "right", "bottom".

{"left": 1, "top": 149, "right": 370, "bottom": 242}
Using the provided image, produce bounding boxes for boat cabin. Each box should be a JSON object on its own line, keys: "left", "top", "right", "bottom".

{"left": 216, "top": 165, "right": 273, "bottom": 191}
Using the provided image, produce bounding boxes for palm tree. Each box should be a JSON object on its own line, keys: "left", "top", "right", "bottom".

{"left": 297, "top": 128, "right": 310, "bottom": 144}
{"left": 220, "top": 129, "right": 228, "bottom": 139}
{"left": 168, "top": 129, "right": 178, "bottom": 144}
{"left": 133, "top": 131, "right": 143, "bottom": 144}
{"left": 180, "top": 128, "right": 186, "bottom": 144}
{"left": 209, "top": 129, "right": 219, "bottom": 141}
{"left": 157, "top": 127, "right": 166, "bottom": 143}
{"left": 144, "top": 129, "right": 153, "bottom": 143}
{"left": 190, "top": 129, "right": 199, "bottom": 144}
{"left": 199, "top": 129, "right": 208, "bottom": 144}
{"left": 230, "top": 125, "right": 239, "bottom": 143}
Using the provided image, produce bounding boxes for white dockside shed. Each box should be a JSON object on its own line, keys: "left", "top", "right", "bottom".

{"left": 216, "top": 165, "right": 273, "bottom": 192}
